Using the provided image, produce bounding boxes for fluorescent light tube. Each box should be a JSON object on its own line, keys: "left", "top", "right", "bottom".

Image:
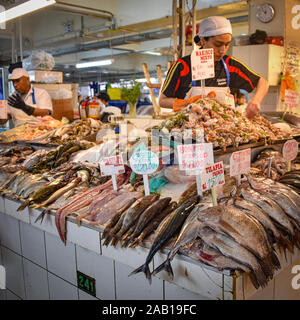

{"left": 0, "top": 0, "right": 56, "bottom": 24}
{"left": 144, "top": 51, "right": 162, "bottom": 56}
{"left": 76, "top": 59, "right": 113, "bottom": 68}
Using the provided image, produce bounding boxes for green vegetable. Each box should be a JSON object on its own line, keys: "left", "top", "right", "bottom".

{"left": 120, "top": 80, "right": 142, "bottom": 105}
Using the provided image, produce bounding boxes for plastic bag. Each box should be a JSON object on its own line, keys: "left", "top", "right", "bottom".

{"left": 23, "top": 50, "right": 55, "bottom": 70}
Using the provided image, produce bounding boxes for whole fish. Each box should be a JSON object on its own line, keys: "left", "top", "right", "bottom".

{"left": 17, "top": 176, "right": 67, "bottom": 211}
{"left": 197, "top": 205, "right": 280, "bottom": 277}
{"left": 129, "top": 202, "right": 178, "bottom": 248}
{"left": 110, "top": 194, "right": 160, "bottom": 247}
{"left": 102, "top": 197, "right": 139, "bottom": 238}
{"left": 197, "top": 226, "right": 269, "bottom": 289}
{"left": 129, "top": 195, "right": 200, "bottom": 284}
{"left": 241, "top": 187, "right": 295, "bottom": 237}
{"left": 178, "top": 238, "right": 259, "bottom": 288}
{"left": 122, "top": 197, "right": 172, "bottom": 246}
{"left": 247, "top": 176, "right": 300, "bottom": 226}
{"left": 20, "top": 181, "right": 48, "bottom": 199}
{"left": 152, "top": 204, "right": 209, "bottom": 278}
{"left": 178, "top": 182, "right": 197, "bottom": 206}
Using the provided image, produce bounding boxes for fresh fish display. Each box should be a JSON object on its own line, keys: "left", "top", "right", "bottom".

{"left": 129, "top": 195, "right": 200, "bottom": 283}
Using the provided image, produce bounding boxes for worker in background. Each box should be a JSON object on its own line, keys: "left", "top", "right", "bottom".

{"left": 97, "top": 92, "right": 111, "bottom": 107}
{"left": 159, "top": 16, "right": 269, "bottom": 119}
{"left": 0, "top": 68, "right": 53, "bottom": 127}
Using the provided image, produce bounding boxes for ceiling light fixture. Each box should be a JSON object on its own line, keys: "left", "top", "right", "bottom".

{"left": 0, "top": 0, "right": 56, "bottom": 24}
{"left": 144, "top": 51, "right": 162, "bottom": 56}
{"left": 76, "top": 59, "right": 113, "bottom": 69}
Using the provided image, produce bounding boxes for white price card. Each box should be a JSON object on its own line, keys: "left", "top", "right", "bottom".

{"left": 100, "top": 155, "right": 125, "bottom": 176}
{"left": 129, "top": 151, "right": 159, "bottom": 175}
{"left": 201, "top": 161, "right": 225, "bottom": 192}
{"left": 177, "top": 143, "right": 214, "bottom": 173}
{"left": 285, "top": 90, "right": 299, "bottom": 109}
{"left": 0, "top": 100, "right": 7, "bottom": 119}
{"left": 225, "top": 93, "right": 235, "bottom": 109}
{"left": 230, "top": 148, "right": 251, "bottom": 177}
{"left": 282, "top": 139, "right": 298, "bottom": 161}
{"left": 191, "top": 48, "right": 215, "bottom": 81}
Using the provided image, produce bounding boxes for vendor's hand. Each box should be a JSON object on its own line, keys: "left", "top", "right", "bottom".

{"left": 7, "top": 94, "right": 35, "bottom": 116}
{"left": 245, "top": 100, "right": 260, "bottom": 119}
{"left": 173, "top": 95, "right": 203, "bottom": 112}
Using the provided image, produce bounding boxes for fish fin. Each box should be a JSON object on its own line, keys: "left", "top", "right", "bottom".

{"left": 34, "top": 210, "right": 48, "bottom": 224}
{"left": 128, "top": 263, "right": 152, "bottom": 284}
{"left": 152, "top": 258, "right": 174, "bottom": 280}
{"left": 102, "top": 235, "right": 112, "bottom": 246}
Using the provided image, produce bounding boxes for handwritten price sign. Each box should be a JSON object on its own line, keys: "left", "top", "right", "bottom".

{"left": 230, "top": 148, "right": 251, "bottom": 177}
{"left": 201, "top": 161, "right": 225, "bottom": 192}
{"left": 100, "top": 155, "right": 125, "bottom": 176}
{"left": 177, "top": 143, "right": 214, "bottom": 173}
{"left": 282, "top": 139, "right": 298, "bottom": 161}
{"left": 191, "top": 48, "right": 215, "bottom": 81}
{"left": 129, "top": 151, "right": 159, "bottom": 175}
{"left": 285, "top": 90, "right": 299, "bottom": 109}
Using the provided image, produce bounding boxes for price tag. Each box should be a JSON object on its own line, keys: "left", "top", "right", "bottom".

{"left": 191, "top": 48, "right": 215, "bottom": 81}
{"left": 129, "top": 150, "right": 159, "bottom": 195}
{"left": 201, "top": 161, "right": 225, "bottom": 192}
{"left": 225, "top": 93, "right": 235, "bottom": 109}
{"left": 77, "top": 271, "right": 96, "bottom": 297}
{"left": 100, "top": 155, "right": 125, "bottom": 190}
{"left": 177, "top": 143, "right": 214, "bottom": 196}
{"left": 177, "top": 143, "right": 214, "bottom": 172}
{"left": 230, "top": 148, "right": 251, "bottom": 177}
{"left": 285, "top": 90, "right": 299, "bottom": 109}
{"left": 282, "top": 139, "right": 298, "bottom": 161}
{"left": 0, "top": 100, "right": 7, "bottom": 119}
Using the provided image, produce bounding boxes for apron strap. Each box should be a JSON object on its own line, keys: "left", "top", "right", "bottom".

{"left": 32, "top": 87, "right": 36, "bottom": 105}
{"left": 221, "top": 58, "right": 230, "bottom": 87}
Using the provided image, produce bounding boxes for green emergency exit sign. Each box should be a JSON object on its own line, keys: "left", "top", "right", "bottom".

{"left": 77, "top": 270, "right": 96, "bottom": 297}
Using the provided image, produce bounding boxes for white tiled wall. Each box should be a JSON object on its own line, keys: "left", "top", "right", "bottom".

{"left": 48, "top": 272, "right": 78, "bottom": 300}
{"left": 6, "top": 290, "right": 21, "bottom": 300}
{"left": 164, "top": 281, "right": 211, "bottom": 300}
{"left": 29, "top": 208, "right": 59, "bottom": 237}
{"left": 0, "top": 212, "right": 22, "bottom": 254}
{"left": 1, "top": 247, "right": 26, "bottom": 299}
{"left": 0, "top": 196, "right": 5, "bottom": 214}
{"left": 23, "top": 258, "right": 49, "bottom": 300}
{"left": 45, "top": 232, "right": 77, "bottom": 285}
{"left": 115, "top": 261, "right": 164, "bottom": 300}
{"left": 20, "top": 221, "right": 47, "bottom": 268}
{"left": 76, "top": 245, "right": 115, "bottom": 300}
{"left": 5, "top": 199, "right": 30, "bottom": 224}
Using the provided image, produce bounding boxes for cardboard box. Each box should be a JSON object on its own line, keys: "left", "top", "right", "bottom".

{"left": 52, "top": 98, "right": 74, "bottom": 121}
{"left": 29, "top": 70, "right": 63, "bottom": 83}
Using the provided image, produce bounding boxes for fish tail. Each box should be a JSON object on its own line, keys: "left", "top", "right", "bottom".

{"left": 111, "top": 236, "right": 119, "bottom": 248}
{"left": 259, "top": 258, "right": 274, "bottom": 280}
{"left": 121, "top": 238, "right": 132, "bottom": 248}
{"left": 252, "top": 265, "right": 269, "bottom": 289}
{"left": 128, "top": 263, "right": 152, "bottom": 284}
{"left": 129, "top": 239, "right": 139, "bottom": 248}
{"left": 269, "top": 251, "right": 281, "bottom": 270}
{"left": 34, "top": 209, "right": 48, "bottom": 224}
{"left": 102, "top": 235, "right": 112, "bottom": 246}
{"left": 279, "top": 235, "right": 294, "bottom": 254}
{"left": 248, "top": 271, "right": 260, "bottom": 290}
{"left": 152, "top": 258, "right": 174, "bottom": 280}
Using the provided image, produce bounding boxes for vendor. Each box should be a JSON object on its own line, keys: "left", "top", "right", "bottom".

{"left": 1, "top": 68, "right": 53, "bottom": 127}
{"left": 159, "top": 16, "right": 269, "bottom": 119}
{"left": 97, "top": 92, "right": 111, "bottom": 107}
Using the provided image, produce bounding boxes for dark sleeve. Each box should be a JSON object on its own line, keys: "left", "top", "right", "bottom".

{"left": 161, "top": 60, "right": 186, "bottom": 99}
{"left": 227, "top": 56, "right": 261, "bottom": 93}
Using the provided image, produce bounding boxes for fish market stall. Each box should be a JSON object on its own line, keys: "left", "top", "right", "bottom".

{"left": 0, "top": 100, "right": 300, "bottom": 300}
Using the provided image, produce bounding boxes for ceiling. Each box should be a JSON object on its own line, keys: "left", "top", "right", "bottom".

{"left": 0, "top": 0, "right": 250, "bottom": 85}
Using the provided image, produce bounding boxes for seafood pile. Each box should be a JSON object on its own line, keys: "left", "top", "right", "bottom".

{"left": 252, "top": 149, "right": 296, "bottom": 180}
{"left": 0, "top": 116, "right": 62, "bottom": 142}
{"left": 31, "top": 118, "right": 103, "bottom": 144}
{"left": 154, "top": 97, "right": 291, "bottom": 151}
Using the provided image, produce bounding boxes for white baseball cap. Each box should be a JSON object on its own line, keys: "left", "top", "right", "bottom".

{"left": 8, "top": 68, "right": 29, "bottom": 81}
{"left": 197, "top": 16, "right": 232, "bottom": 38}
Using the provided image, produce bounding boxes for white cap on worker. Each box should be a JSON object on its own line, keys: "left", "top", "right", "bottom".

{"left": 197, "top": 16, "right": 232, "bottom": 38}
{"left": 8, "top": 68, "right": 29, "bottom": 81}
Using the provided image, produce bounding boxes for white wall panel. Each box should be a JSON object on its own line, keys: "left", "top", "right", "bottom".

{"left": 20, "top": 222, "right": 47, "bottom": 268}
{"left": 1, "top": 247, "right": 25, "bottom": 299}
{"left": 48, "top": 272, "right": 78, "bottom": 300}
{"left": 23, "top": 259, "right": 49, "bottom": 300}
{"left": 45, "top": 233, "right": 77, "bottom": 285}
{"left": 0, "top": 213, "right": 22, "bottom": 255}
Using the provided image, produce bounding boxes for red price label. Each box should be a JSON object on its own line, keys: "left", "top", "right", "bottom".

{"left": 230, "top": 148, "right": 251, "bottom": 176}
{"left": 282, "top": 139, "right": 298, "bottom": 161}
